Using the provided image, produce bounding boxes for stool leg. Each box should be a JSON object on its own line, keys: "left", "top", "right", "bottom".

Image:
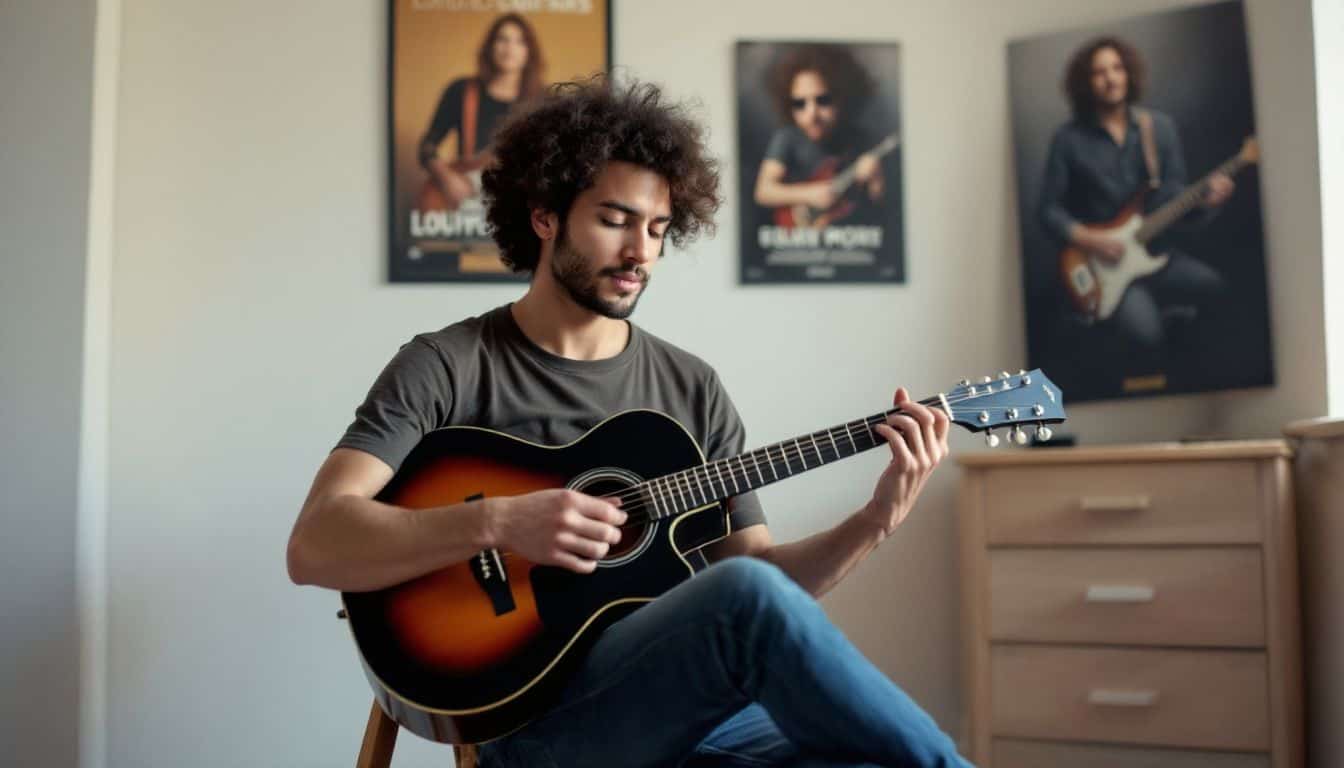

{"left": 453, "top": 745, "right": 478, "bottom": 768}
{"left": 356, "top": 699, "right": 398, "bottom": 768}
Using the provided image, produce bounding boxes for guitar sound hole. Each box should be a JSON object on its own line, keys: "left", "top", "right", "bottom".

{"left": 569, "top": 474, "right": 654, "bottom": 565}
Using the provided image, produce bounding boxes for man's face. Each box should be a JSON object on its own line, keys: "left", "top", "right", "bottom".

{"left": 1089, "top": 46, "right": 1128, "bottom": 110}
{"left": 789, "top": 70, "right": 837, "bottom": 143}
{"left": 545, "top": 161, "right": 671, "bottom": 320}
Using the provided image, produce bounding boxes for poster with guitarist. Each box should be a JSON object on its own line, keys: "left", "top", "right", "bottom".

{"left": 737, "top": 41, "right": 904, "bottom": 284}
{"left": 388, "top": 0, "right": 610, "bottom": 282}
{"left": 1009, "top": 0, "right": 1273, "bottom": 402}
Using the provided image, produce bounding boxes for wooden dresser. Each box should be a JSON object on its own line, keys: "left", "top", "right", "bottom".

{"left": 958, "top": 441, "right": 1302, "bottom": 768}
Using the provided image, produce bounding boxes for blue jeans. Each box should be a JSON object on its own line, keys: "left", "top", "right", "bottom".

{"left": 477, "top": 557, "right": 972, "bottom": 768}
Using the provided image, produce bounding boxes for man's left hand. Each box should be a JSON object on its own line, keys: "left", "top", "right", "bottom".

{"left": 1203, "top": 172, "right": 1235, "bottom": 208}
{"left": 858, "top": 387, "right": 950, "bottom": 537}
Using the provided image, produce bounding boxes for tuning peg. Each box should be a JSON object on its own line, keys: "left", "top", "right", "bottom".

{"left": 981, "top": 376, "right": 993, "bottom": 384}
{"left": 1012, "top": 426, "right": 1028, "bottom": 446}
{"left": 1036, "top": 425, "right": 1053, "bottom": 442}
{"left": 985, "top": 431, "right": 1000, "bottom": 448}
{"left": 959, "top": 378, "right": 971, "bottom": 386}
{"left": 1000, "top": 371, "right": 1011, "bottom": 379}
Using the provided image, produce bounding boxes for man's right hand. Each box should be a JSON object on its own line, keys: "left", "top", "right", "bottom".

{"left": 488, "top": 490, "right": 626, "bottom": 574}
{"left": 1074, "top": 227, "right": 1126, "bottom": 263}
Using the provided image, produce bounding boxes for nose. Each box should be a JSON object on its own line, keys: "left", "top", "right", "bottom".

{"left": 622, "top": 227, "right": 657, "bottom": 265}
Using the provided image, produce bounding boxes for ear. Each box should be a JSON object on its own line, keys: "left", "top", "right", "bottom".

{"left": 530, "top": 208, "right": 559, "bottom": 242}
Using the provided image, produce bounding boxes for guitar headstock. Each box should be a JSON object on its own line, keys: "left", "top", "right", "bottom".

{"left": 941, "top": 369, "right": 1066, "bottom": 447}
{"left": 1239, "top": 136, "right": 1260, "bottom": 165}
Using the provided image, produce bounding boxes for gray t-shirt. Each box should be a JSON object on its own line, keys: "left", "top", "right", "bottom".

{"left": 337, "top": 304, "right": 766, "bottom": 531}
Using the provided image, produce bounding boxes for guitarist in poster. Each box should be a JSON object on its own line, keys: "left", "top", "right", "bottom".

{"left": 290, "top": 78, "right": 971, "bottom": 767}
{"left": 1038, "top": 36, "right": 1236, "bottom": 373}
{"left": 753, "top": 44, "right": 892, "bottom": 230}
{"left": 417, "top": 13, "right": 546, "bottom": 213}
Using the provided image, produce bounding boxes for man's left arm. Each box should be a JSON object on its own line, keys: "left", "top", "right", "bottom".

{"left": 707, "top": 387, "right": 949, "bottom": 598}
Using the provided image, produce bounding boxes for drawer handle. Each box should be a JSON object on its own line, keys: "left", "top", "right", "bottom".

{"left": 1080, "top": 495, "right": 1151, "bottom": 513}
{"left": 1088, "top": 689, "right": 1160, "bottom": 707}
{"left": 1084, "top": 585, "right": 1156, "bottom": 603}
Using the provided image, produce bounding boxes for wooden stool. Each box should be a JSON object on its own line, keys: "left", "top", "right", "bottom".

{"left": 355, "top": 699, "right": 478, "bottom": 768}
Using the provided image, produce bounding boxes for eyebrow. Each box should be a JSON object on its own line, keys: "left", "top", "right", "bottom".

{"left": 598, "top": 201, "right": 671, "bottom": 224}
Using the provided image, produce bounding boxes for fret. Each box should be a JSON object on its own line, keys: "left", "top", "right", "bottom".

{"left": 827, "top": 428, "right": 840, "bottom": 458}
{"left": 733, "top": 457, "right": 747, "bottom": 493}
{"left": 809, "top": 434, "right": 823, "bottom": 462}
{"left": 647, "top": 481, "right": 663, "bottom": 520}
{"left": 751, "top": 452, "right": 766, "bottom": 485}
{"left": 767, "top": 447, "right": 780, "bottom": 480}
{"left": 712, "top": 461, "right": 727, "bottom": 498}
{"left": 795, "top": 439, "right": 807, "bottom": 470}
{"left": 844, "top": 422, "right": 857, "bottom": 452}
{"left": 688, "top": 471, "right": 705, "bottom": 506}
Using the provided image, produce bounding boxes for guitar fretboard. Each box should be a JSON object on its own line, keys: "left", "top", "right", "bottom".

{"left": 1135, "top": 154, "right": 1252, "bottom": 244}
{"left": 632, "top": 410, "right": 896, "bottom": 521}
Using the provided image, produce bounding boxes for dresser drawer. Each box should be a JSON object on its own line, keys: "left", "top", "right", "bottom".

{"left": 992, "top": 739, "right": 1269, "bottom": 768}
{"left": 990, "top": 646, "right": 1269, "bottom": 750}
{"left": 989, "top": 548, "right": 1265, "bottom": 647}
{"left": 981, "top": 462, "right": 1262, "bottom": 545}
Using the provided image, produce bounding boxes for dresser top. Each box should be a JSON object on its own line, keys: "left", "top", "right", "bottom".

{"left": 956, "top": 439, "right": 1291, "bottom": 467}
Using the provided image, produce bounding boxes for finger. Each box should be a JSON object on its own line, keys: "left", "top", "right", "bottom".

{"left": 932, "top": 405, "right": 951, "bottom": 458}
{"left": 899, "top": 401, "right": 937, "bottom": 466}
{"left": 555, "top": 531, "right": 610, "bottom": 561}
{"left": 565, "top": 513, "right": 623, "bottom": 545}
{"left": 874, "top": 422, "right": 916, "bottom": 468}
{"left": 887, "top": 410, "right": 928, "bottom": 467}
{"left": 579, "top": 496, "right": 628, "bottom": 526}
{"left": 552, "top": 550, "right": 598, "bottom": 574}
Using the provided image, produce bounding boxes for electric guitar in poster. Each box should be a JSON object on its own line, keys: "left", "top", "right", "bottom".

{"left": 774, "top": 131, "right": 900, "bottom": 229}
{"left": 1059, "top": 137, "right": 1258, "bottom": 322}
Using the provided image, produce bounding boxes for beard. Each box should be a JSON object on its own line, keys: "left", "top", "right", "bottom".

{"left": 549, "top": 232, "right": 649, "bottom": 320}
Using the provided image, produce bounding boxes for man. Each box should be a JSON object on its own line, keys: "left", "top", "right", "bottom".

{"left": 288, "top": 77, "right": 968, "bottom": 768}
{"left": 753, "top": 45, "right": 887, "bottom": 226}
{"left": 1038, "top": 36, "right": 1233, "bottom": 361}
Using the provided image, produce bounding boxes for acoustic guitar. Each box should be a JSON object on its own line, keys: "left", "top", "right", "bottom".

{"left": 773, "top": 131, "right": 900, "bottom": 229}
{"left": 1058, "top": 137, "right": 1258, "bottom": 322}
{"left": 341, "top": 370, "right": 1066, "bottom": 744}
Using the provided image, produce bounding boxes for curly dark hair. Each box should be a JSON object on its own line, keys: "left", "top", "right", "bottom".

{"left": 1064, "top": 36, "right": 1146, "bottom": 118}
{"left": 767, "top": 44, "right": 875, "bottom": 125}
{"left": 479, "top": 76, "right": 722, "bottom": 273}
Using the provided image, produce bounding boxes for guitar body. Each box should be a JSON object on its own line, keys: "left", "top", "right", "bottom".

{"left": 773, "top": 157, "right": 857, "bottom": 229}
{"left": 341, "top": 410, "right": 731, "bottom": 744}
{"left": 1058, "top": 197, "right": 1170, "bottom": 322}
{"left": 415, "top": 162, "right": 487, "bottom": 214}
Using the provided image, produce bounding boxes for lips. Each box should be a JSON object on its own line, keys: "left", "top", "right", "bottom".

{"left": 609, "top": 273, "right": 643, "bottom": 292}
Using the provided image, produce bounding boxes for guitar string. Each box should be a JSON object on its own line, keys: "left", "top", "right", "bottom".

{"left": 599, "top": 384, "right": 1048, "bottom": 505}
{"left": 603, "top": 392, "right": 1056, "bottom": 512}
{"left": 600, "top": 402, "right": 1055, "bottom": 523}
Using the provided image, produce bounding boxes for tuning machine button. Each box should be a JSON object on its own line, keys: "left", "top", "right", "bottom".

{"left": 985, "top": 431, "right": 1001, "bottom": 448}
{"left": 1012, "top": 426, "right": 1028, "bottom": 445}
{"left": 1036, "top": 425, "right": 1053, "bottom": 442}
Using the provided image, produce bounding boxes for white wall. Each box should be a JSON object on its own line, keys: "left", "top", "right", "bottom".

{"left": 1, "top": 3, "right": 97, "bottom": 768}
{"left": 1317, "top": 0, "right": 1344, "bottom": 415}
{"left": 104, "top": 1, "right": 1324, "bottom": 766}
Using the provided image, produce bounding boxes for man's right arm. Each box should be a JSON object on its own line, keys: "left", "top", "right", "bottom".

{"left": 286, "top": 448, "right": 627, "bottom": 592}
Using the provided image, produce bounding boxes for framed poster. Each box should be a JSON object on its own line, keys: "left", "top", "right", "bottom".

{"left": 736, "top": 41, "right": 905, "bottom": 284}
{"left": 1009, "top": 0, "right": 1272, "bottom": 402}
{"left": 388, "top": 0, "right": 611, "bottom": 282}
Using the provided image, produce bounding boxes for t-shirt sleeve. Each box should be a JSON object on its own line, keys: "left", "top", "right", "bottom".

{"left": 763, "top": 127, "right": 793, "bottom": 166}
{"left": 702, "top": 371, "right": 767, "bottom": 530}
{"left": 334, "top": 336, "right": 453, "bottom": 472}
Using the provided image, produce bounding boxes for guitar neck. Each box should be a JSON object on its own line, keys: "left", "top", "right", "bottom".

{"left": 1135, "top": 153, "right": 1252, "bottom": 244}
{"left": 635, "top": 405, "right": 914, "bottom": 520}
{"left": 830, "top": 133, "right": 901, "bottom": 197}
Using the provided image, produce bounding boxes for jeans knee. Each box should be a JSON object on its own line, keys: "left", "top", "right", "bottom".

{"left": 702, "top": 556, "right": 801, "bottom": 614}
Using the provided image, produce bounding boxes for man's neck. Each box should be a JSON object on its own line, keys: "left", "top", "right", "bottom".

{"left": 510, "top": 286, "right": 630, "bottom": 361}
